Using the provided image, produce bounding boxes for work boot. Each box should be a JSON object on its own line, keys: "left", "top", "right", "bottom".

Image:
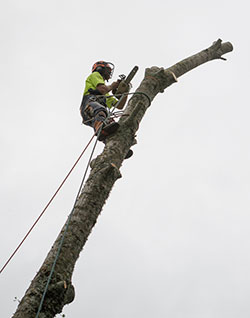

{"left": 94, "top": 120, "right": 120, "bottom": 142}
{"left": 99, "top": 122, "right": 120, "bottom": 141}
{"left": 93, "top": 120, "right": 103, "bottom": 132}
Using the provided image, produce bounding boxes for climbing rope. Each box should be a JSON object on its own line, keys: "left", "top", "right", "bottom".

{"left": 0, "top": 133, "right": 96, "bottom": 275}
{"left": 1, "top": 92, "right": 146, "bottom": 275}
{"left": 2, "top": 89, "right": 151, "bottom": 313}
{"left": 90, "top": 91, "right": 151, "bottom": 113}
{"left": 35, "top": 128, "right": 102, "bottom": 318}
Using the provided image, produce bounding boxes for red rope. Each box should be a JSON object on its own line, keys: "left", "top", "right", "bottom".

{"left": 0, "top": 133, "right": 95, "bottom": 274}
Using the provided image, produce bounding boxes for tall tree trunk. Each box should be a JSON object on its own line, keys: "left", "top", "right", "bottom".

{"left": 12, "top": 39, "right": 233, "bottom": 318}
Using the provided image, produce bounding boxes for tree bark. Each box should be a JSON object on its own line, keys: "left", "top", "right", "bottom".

{"left": 12, "top": 39, "right": 233, "bottom": 318}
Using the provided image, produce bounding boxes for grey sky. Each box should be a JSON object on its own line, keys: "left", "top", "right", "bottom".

{"left": 1, "top": 1, "right": 250, "bottom": 317}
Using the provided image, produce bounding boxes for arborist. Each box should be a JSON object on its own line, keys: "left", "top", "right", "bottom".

{"left": 80, "top": 61, "right": 133, "bottom": 159}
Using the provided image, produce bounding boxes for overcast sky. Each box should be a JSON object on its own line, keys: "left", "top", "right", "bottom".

{"left": 1, "top": 1, "right": 250, "bottom": 317}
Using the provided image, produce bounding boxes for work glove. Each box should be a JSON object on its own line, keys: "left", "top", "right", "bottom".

{"left": 115, "top": 81, "right": 131, "bottom": 97}
{"left": 112, "top": 80, "right": 121, "bottom": 95}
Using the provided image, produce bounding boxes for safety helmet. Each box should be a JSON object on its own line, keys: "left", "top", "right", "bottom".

{"left": 92, "top": 61, "right": 114, "bottom": 80}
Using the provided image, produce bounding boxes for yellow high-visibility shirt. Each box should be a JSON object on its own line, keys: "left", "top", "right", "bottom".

{"left": 83, "top": 71, "right": 117, "bottom": 109}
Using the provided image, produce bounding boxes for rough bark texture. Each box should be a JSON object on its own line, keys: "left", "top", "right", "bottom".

{"left": 12, "top": 39, "right": 233, "bottom": 318}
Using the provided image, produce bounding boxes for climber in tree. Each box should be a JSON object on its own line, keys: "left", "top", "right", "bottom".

{"left": 80, "top": 61, "right": 128, "bottom": 141}
{"left": 80, "top": 61, "right": 133, "bottom": 159}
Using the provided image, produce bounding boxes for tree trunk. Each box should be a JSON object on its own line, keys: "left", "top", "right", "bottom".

{"left": 12, "top": 39, "right": 233, "bottom": 318}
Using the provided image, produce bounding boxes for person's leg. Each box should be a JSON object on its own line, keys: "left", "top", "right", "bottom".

{"left": 83, "top": 101, "right": 119, "bottom": 141}
{"left": 81, "top": 100, "right": 132, "bottom": 158}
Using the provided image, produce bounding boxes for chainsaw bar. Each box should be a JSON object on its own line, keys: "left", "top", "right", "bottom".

{"left": 124, "top": 66, "right": 139, "bottom": 84}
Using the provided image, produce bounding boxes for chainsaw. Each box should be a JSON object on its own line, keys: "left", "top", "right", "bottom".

{"left": 113, "top": 66, "right": 139, "bottom": 97}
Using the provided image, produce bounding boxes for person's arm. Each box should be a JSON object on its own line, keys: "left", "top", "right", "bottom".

{"left": 115, "top": 95, "right": 128, "bottom": 109}
{"left": 96, "top": 81, "right": 119, "bottom": 95}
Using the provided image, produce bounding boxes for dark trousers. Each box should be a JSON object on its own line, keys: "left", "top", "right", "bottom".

{"left": 80, "top": 95, "right": 108, "bottom": 128}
